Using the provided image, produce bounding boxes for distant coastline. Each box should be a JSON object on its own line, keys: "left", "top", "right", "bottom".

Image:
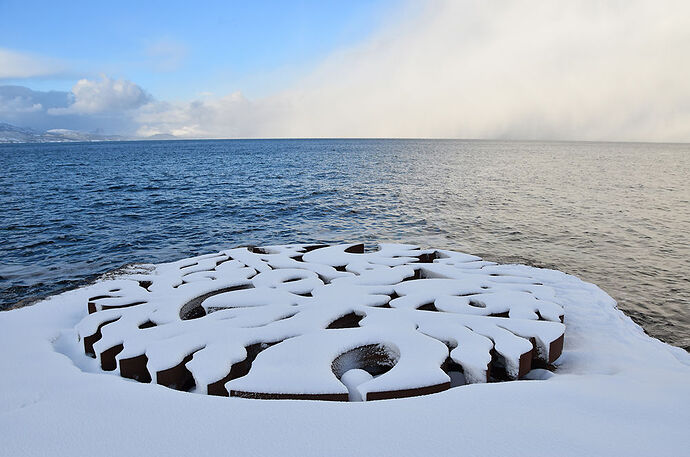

{"left": 0, "top": 122, "right": 178, "bottom": 144}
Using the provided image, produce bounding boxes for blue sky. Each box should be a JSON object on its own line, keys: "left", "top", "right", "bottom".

{"left": 0, "top": 1, "right": 688, "bottom": 141}
{"left": 0, "top": 0, "right": 398, "bottom": 99}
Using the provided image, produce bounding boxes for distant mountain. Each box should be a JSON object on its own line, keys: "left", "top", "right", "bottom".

{"left": 0, "top": 122, "right": 126, "bottom": 143}
{"left": 142, "top": 133, "right": 179, "bottom": 140}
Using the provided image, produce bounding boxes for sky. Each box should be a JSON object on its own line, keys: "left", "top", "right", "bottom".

{"left": 1, "top": 0, "right": 689, "bottom": 142}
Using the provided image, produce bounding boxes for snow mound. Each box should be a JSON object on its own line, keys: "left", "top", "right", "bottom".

{"left": 1, "top": 243, "right": 689, "bottom": 456}
{"left": 74, "top": 243, "right": 565, "bottom": 401}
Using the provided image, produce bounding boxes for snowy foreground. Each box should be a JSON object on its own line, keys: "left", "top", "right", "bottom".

{"left": 1, "top": 244, "right": 689, "bottom": 456}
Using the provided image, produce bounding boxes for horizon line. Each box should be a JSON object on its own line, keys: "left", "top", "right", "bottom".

{"left": 3, "top": 137, "right": 688, "bottom": 146}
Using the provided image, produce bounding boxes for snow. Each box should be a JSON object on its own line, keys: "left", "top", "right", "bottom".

{"left": 71, "top": 243, "right": 566, "bottom": 395}
{"left": 1, "top": 243, "right": 689, "bottom": 456}
{"left": 340, "top": 368, "right": 373, "bottom": 401}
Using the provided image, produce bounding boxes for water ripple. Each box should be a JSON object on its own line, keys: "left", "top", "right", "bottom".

{"left": 0, "top": 139, "right": 688, "bottom": 350}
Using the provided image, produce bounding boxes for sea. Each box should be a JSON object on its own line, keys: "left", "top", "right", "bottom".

{"left": 1, "top": 139, "right": 688, "bottom": 350}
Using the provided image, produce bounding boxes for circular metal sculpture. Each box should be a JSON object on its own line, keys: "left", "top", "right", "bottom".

{"left": 76, "top": 244, "right": 565, "bottom": 401}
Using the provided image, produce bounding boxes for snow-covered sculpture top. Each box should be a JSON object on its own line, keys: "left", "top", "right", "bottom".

{"left": 76, "top": 243, "right": 565, "bottom": 401}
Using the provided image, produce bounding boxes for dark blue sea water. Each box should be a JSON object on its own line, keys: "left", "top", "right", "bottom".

{"left": 1, "top": 139, "right": 688, "bottom": 349}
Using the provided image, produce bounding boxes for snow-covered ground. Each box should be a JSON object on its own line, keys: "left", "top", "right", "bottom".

{"left": 1, "top": 244, "right": 688, "bottom": 456}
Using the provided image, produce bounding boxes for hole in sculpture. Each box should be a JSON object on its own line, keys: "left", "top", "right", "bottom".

{"left": 468, "top": 300, "right": 486, "bottom": 308}
{"left": 401, "top": 269, "right": 423, "bottom": 281}
{"left": 179, "top": 284, "right": 253, "bottom": 320}
{"left": 101, "top": 301, "right": 147, "bottom": 311}
{"left": 489, "top": 311, "right": 510, "bottom": 318}
{"left": 303, "top": 244, "right": 328, "bottom": 253}
{"left": 296, "top": 291, "right": 313, "bottom": 297}
{"left": 326, "top": 311, "right": 364, "bottom": 329}
{"left": 488, "top": 347, "right": 533, "bottom": 381}
{"left": 383, "top": 292, "right": 399, "bottom": 308}
{"left": 344, "top": 244, "right": 365, "bottom": 254}
{"left": 331, "top": 344, "right": 398, "bottom": 401}
{"left": 213, "top": 257, "right": 234, "bottom": 269}
{"left": 416, "top": 251, "right": 439, "bottom": 263}
{"left": 89, "top": 295, "right": 113, "bottom": 301}
{"left": 416, "top": 302, "right": 438, "bottom": 312}
{"left": 332, "top": 344, "right": 398, "bottom": 379}
{"left": 441, "top": 357, "right": 468, "bottom": 387}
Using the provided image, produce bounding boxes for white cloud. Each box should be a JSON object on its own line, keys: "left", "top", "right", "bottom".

{"left": 135, "top": 0, "right": 690, "bottom": 142}
{"left": 0, "top": 84, "right": 142, "bottom": 134}
{"left": 134, "top": 91, "right": 262, "bottom": 138}
{"left": 48, "top": 75, "right": 150, "bottom": 115}
{"left": 0, "top": 48, "right": 65, "bottom": 80}
{"left": 0, "top": 97, "right": 42, "bottom": 114}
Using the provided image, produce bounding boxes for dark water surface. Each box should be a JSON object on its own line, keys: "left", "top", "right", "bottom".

{"left": 1, "top": 139, "right": 688, "bottom": 350}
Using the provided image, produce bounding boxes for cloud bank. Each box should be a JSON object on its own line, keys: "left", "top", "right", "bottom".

{"left": 0, "top": 76, "right": 148, "bottom": 134}
{"left": 2, "top": 1, "right": 690, "bottom": 142}
{"left": 48, "top": 75, "right": 150, "bottom": 115}
{"left": 133, "top": 0, "right": 690, "bottom": 142}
